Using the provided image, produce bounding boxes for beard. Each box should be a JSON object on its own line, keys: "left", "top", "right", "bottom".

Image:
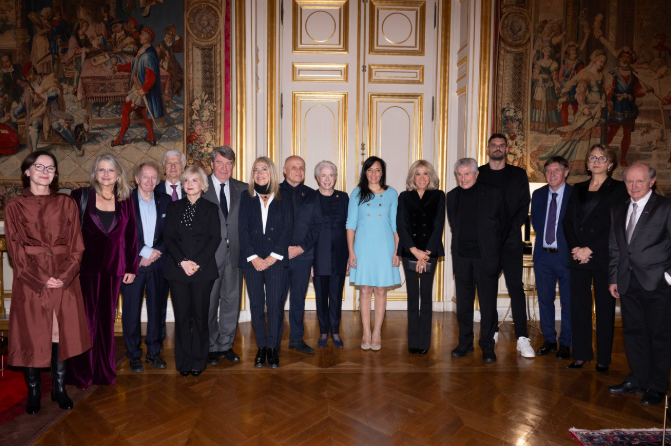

{"left": 489, "top": 150, "right": 505, "bottom": 161}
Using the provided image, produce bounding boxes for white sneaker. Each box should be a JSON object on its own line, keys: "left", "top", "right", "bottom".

{"left": 494, "top": 332, "right": 499, "bottom": 345}
{"left": 517, "top": 337, "right": 535, "bottom": 358}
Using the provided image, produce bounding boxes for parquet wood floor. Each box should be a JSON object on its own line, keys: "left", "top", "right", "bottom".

{"left": 30, "top": 311, "right": 668, "bottom": 446}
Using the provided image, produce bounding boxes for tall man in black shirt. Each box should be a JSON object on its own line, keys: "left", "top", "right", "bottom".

{"left": 446, "top": 158, "right": 508, "bottom": 362}
{"left": 478, "top": 133, "right": 535, "bottom": 358}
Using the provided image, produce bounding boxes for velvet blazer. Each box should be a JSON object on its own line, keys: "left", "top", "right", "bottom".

{"left": 71, "top": 187, "right": 139, "bottom": 277}
{"left": 396, "top": 189, "right": 446, "bottom": 259}
{"left": 563, "top": 176, "right": 628, "bottom": 272}
{"left": 238, "top": 190, "right": 294, "bottom": 268}
{"left": 313, "top": 190, "right": 349, "bottom": 276}
{"left": 163, "top": 197, "right": 222, "bottom": 283}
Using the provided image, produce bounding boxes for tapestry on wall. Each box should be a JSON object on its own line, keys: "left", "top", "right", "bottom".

{"left": 0, "top": 0, "right": 231, "bottom": 212}
{"left": 495, "top": 0, "right": 671, "bottom": 193}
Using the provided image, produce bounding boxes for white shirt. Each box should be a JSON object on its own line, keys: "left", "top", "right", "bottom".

{"left": 246, "top": 193, "right": 284, "bottom": 262}
{"left": 164, "top": 179, "right": 182, "bottom": 199}
{"left": 211, "top": 174, "right": 230, "bottom": 213}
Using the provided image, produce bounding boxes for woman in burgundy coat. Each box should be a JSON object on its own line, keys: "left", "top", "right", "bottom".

{"left": 5, "top": 151, "right": 91, "bottom": 414}
{"left": 68, "top": 153, "right": 138, "bottom": 387}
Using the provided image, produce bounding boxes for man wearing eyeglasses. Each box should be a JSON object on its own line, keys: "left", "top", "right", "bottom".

{"left": 478, "top": 133, "right": 535, "bottom": 358}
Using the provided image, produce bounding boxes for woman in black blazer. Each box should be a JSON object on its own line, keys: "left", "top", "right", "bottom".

{"left": 164, "top": 166, "right": 221, "bottom": 377}
{"left": 239, "top": 156, "right": 293, "bottom": 369}
{"left": 396, "top": 160, "right": 445, "bottom": 355}
{"left": 563, "top": 144, "right": 628, "bottom": 372}
{"left": 312, "top": 161, "right": 349, "bottom": 349}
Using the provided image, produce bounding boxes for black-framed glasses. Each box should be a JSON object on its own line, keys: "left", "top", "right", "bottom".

{"left": 33, "top": 163, "right": 56, "bottom": 173}
{"left": 588, "top": 155, "right": 608, "bottom": 164}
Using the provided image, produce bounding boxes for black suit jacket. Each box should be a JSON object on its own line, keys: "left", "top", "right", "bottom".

{"left": 563, "top": 177, "right": 628, "bottom": 272}
{"left": 446, "top": 182, "right": 507, "bottom": 276}
{"left": 478, "top": 164, "right": 530, "bottom": 247}
{"left": 609, "top": 192, "right": 671, "bottom": 292}
{"left": 238, "top": 191, "right": 294, "bottom": 268}
{"left": 163, "top": 197, "right": 222, "bottom": 283}
{"left": 279, "top": 181, "right": 322, "bottom": 261}
{"left": 396, "top": 190, "right": 445, "bottom": 259}
{"left": 313, "top": 190, "right": 349, "bottom": 276}
{"left": 130, "top": 189, "right": 170, "bottom": 260}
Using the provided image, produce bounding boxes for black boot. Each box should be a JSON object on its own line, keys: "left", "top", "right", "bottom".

{"left": 23, "top": 367, "right": 41, "bottom": 414}
{"left": 51, "top": 343, "right": 73, "bottom": 410}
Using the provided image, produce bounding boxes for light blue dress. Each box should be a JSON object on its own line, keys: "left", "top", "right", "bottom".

{"left": 346, "top": 187, "right": 401, "bottom": 287}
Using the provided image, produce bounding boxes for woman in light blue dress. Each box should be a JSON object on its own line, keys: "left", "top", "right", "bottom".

{"left": 346, "top": 156, "right": 401, "bottom": 351}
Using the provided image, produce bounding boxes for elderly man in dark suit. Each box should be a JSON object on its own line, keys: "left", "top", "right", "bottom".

{"left": 446, "top": 157, "right": 507, "bottom": 363}
{"left": 203, "top": 146, "right": 247, "bottom": 365}
{"left": 280, "top": 155, "right": 322, "bottom": 354}
{"left": 120, "top": 161, "right": 170, "bottom": 372}
{"left": 478, "top": 133, "right": 534, "bottom": 358}
{"left": 531, "top": 156, "right": 573, "bottom": 360}
{"left": 608, "top": 162, "right": 671, "bottom": 406}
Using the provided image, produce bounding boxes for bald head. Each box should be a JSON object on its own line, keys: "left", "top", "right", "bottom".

{"left": 624, "top": 162, "right": 656, "bottom": 202}
{"left": 283, "top": 156, "right": 306, "bottom": 186}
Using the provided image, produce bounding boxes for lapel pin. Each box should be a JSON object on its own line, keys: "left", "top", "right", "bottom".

{"left": 336, "top": 194, "right": 339, "bottom": 198}
{"left": 302, "top": 192, "right": 305, "bottom": 196}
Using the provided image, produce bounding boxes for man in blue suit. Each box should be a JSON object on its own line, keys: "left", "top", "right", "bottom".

{"left": 121, "top": 161, "right": 171, "bottom": 372}
{"left": 280, "top": 156, "right": 322, "bottom": 354}
{"left": 531, "top": 156, "right": 573, "bottom": 359}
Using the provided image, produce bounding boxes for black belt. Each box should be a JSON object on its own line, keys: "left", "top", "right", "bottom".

{"left": 543, "top": 247, "right": 558, "bottom": 254}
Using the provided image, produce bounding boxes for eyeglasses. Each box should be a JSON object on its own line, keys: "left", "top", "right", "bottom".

{"left": 33, "top": 163, "right": 56, "bottom": 173}
{"left": 588, "top": 155, "right": 609, "bottom": 164}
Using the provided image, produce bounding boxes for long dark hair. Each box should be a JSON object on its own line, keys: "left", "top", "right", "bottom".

{"left": 357, "top": 156, "right": 387, "bottom": 205}
{"left": 21, "top": 150, "right": 59, "bottom": 190}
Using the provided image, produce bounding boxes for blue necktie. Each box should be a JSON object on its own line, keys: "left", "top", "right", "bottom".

{"left": 545, "top": 192, "right": 557, "bottom": 245}
{"left": 220, "top": 183, "right": 228, "bottom": 219}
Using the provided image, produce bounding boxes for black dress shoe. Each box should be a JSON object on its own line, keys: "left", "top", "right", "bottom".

{"left": 191, "top": 370, "right": 203, "bottom": 377}
{"left": 536, "top": 341, "right": 557, "bottom": 356}
{"left": 556, "top": 345, "right": 571, "bottom": 360}
{"left": 129, "top": 357, "right": 144, "bottom": 373}
{"left": 451, "top": 344, "right": 474, "bottom": 357}
{"left": 254, "top": 347, "right": 267, "bottom": 368}
{"left": 267, "top": 348, "right": 280, "bottom": 368}
{"left": 483, "top": 351, "right": 497, "bottom": 363}
{"left": 207, "top": 352, "right": 220, "bottom": 366}
{"left": 641, "top": 389, "right": 666, "bottom": 406}
{"left": 408, "top": 348, "right": 419, "bottom": 354}
{"left": 596, "top": 364, "right": 609, "bottom": 374}
{"left": 145, "top": 353, "right": 167, "bottom": 369}
{"left": 289, "top": 340, "right": 315, "bottom": 355}
{"left": 220, "top": 349, "right": 240, "bottom": 363}
{"left": 608, "top": 380, "right": 643, "bottom": 395}
{"left": 417, "top": 349, "right": 429, "bottom": 355}
{"left": 179, "top": 370, "right": 190, "bottom": 377}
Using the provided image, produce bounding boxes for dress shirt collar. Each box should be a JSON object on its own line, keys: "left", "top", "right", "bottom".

{"left": 630, "top": 189, "right": 652, "bottom": 208}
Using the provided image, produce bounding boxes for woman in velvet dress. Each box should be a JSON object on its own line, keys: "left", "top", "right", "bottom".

{"left": 5, "top": 151, "right": 91, "bottom": 414}
{"left": 68, "top": 153, "right": 138, "bottom": 387}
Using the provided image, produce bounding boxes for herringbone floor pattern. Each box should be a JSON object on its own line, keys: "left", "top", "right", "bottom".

{"left": 31, "top": 311, "right": 668, "bottom": 445}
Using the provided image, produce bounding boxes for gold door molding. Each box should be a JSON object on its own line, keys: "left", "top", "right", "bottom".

{"left": 292, "top": 63, "right": 349, "bottom": 82}
{"left": 367, "top": 93, "right": 424, "bottom": 164}
{"left": 293, "top": 0, "right": 350, "bottom": 53}
{"left": 368, "top": 64, "right": 424, "bottom": 84}
{"left": 368, "top": 0, "right": 426, "bottom": 56}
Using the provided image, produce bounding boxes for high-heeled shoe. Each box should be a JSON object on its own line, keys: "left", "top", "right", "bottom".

{"left": 596, "top": 364, "right": 609, "bottom": 374}
{"left": 567, "top": 360, "right": 590, "bottom": 369}
{"left": 361, "top": 335, "right": 371, "bottom": 350}
{"left": 179, "top": 370, "right": 190, "bottom": 377}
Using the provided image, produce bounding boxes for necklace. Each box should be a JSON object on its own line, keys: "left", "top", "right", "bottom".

{"left": 99, "top": 191, "right": 114, "bottom": 201}
{"left": 418, "top": 190, "right": 425, "bottom": 199}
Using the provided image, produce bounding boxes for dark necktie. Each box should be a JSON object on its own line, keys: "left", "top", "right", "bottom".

{"left": 220, "top": 182, "right": 228, "bottom": 219}
{"left": 545, "top": 192, "right": 557, "bottom": 245}
{"left": 170, "top": 184, "right": 178, "bottom": 201}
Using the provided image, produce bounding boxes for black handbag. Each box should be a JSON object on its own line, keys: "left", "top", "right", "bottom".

{"left": 405, "top": 259, "right": 434, "bottom": 274}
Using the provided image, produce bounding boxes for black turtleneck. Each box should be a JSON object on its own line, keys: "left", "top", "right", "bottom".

{"left": 458, "top": 185, "right": 480, "bottom": 258}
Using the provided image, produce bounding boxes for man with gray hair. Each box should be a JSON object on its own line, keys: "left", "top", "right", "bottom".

{"left": 202, "top": 146, "right": 247, "bottom": 365}
{"left": 156, "top": 150, "right": 186, "bottom": 201}
{"left": 446, "top": 158, "right": 507, "bottom": 362}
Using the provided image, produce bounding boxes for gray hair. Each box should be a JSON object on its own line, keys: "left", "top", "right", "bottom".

{"left": 181, "top": 166, "right": 209, "bottom": 193}
{"left": 454, "top": 158, "right": 478, "bottom": 175}
{"left": 314, "top": 160, "right": 338, "bottom": 179}
{"left": 133, "top": 160, "right": 161, "bottom": 181}
{"left": 210, "top": 145, "right": 236, "bottom": 164}
{"left": 162, "top": 150, "right": 185, "bottom": 167}
{"left": 623, "top": 162, "right": 656, "bottom": 182}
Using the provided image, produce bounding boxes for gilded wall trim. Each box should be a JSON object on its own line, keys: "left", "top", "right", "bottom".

{"left": 367, "top": 64, "right": 424, "bottom": 84}
{"left": 267, "top": 0, "right": 278, "bottom": 164}
{"left": 477, "top": 0, "right": 492, "bottom": 165}
{"left": 236, "top": 0, "right": 247, "bottom": 181}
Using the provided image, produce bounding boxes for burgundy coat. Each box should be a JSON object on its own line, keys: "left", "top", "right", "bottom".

{"left": 70, "top": 187, "right": 138, "bottom": 277}
{"left": 5, "top": 190, "right": 91, "bottom": 367}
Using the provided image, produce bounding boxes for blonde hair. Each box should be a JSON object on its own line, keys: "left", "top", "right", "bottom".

{"left": 181, "top": 166, "right": 209, "bottom": 193}
{"left": 406, "top": 160, "right": 440, "bottom": 191}
{"left": 90, "top": 153, "right": 132, "bottom": 201}
{"left": 248, "top": 156, "right": 281, "bottom": 199}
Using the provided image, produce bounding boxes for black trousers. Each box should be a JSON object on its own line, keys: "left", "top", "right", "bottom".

{"left": 245, "top": 263, "right": 286, "bottom": 348}
{"left": 621, "top": 272, "right": 671, "bottom": 393}
{"left": 569, "top": 268, "right": 614, "bottom": 365}
{"left": 455, "top": 256, "right": 498, "bottom": 352}
{"left": 496, "top": 238, "right": 528, "bottom": 338}
{"left": 314, "top": 274, "right": 345, "bottom": 335}
{"left": 120, "top": 260, "right": 166, "bottom": 359}
{"left": 403, "top": 258, "right": 436, "bottom": 350}
{"left": 284, "top": 259, "right": 312, "bottom": 343}
{"left": 169, "top": 279, "right": 215, "bottom": 372}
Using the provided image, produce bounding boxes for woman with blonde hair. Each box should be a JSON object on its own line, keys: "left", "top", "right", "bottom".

{"left": 397, "top": 160, "right": 445, "bottom": 354}
{"left": 239, "top": 157, "right": 293, "bottom": 368}
{"left": 68, "top": 153, "right": 138, "bottom": 387}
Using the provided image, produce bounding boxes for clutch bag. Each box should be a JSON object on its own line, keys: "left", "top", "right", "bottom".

{"left": 406, "top": 260, "right": 434, "bottom": 274}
